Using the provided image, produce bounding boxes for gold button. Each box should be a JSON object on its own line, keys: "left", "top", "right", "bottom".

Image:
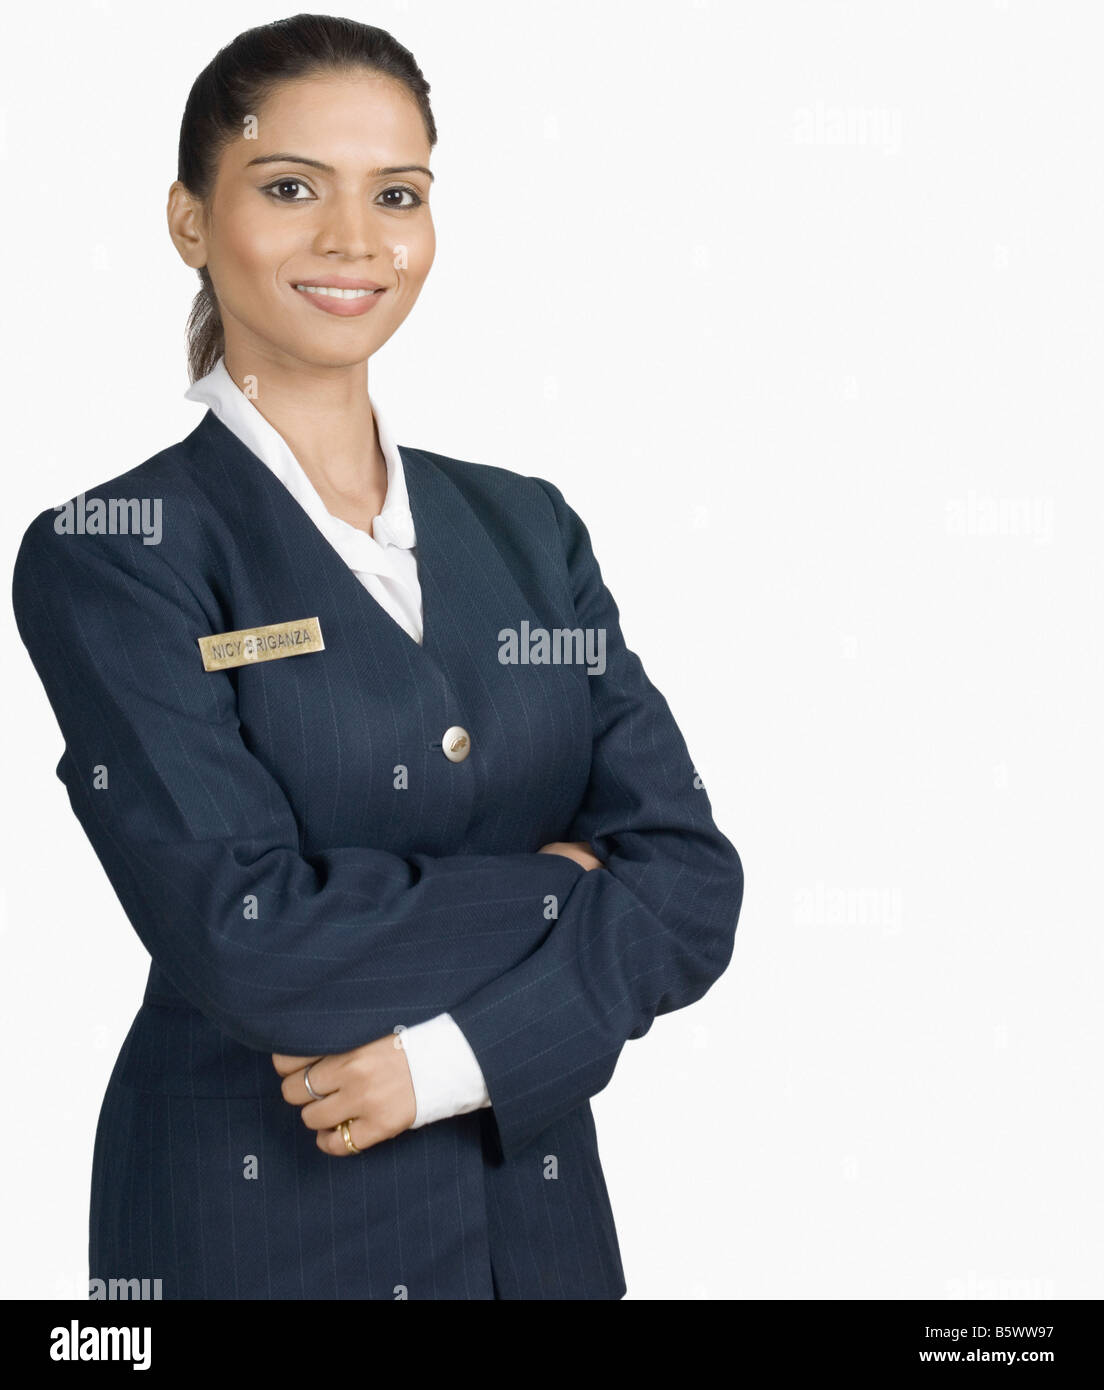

{"left": 442, "top": 726, "right": 471, "bottom": 762}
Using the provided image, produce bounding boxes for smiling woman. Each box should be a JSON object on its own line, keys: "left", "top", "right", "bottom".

{"left": 165, "top": 26, "right": 441, "bottom": 539}
{"left": 12, "top": 12, "right": 743, "bottom": 1302}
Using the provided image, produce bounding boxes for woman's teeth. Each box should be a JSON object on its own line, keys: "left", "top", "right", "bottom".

{"left": 294, "top": 285, "right": 381, "bottom": 299}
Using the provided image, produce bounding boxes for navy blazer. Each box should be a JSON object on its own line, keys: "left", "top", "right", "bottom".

{"left": 11, "top": 408, "right": 744, "bottom": 1300}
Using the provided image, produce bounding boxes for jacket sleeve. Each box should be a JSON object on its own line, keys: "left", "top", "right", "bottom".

{"left": 448, "top": 477, "right": 744, "bottom": 1160}
{"left": 11, "top": 509, "right": 586, "bottom": 1057}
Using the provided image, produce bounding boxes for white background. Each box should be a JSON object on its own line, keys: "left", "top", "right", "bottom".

{"left": 1, "top": 0, "right": 1100, "bottom": 1300}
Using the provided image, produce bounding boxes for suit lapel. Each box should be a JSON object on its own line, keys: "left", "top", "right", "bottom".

{"left": 399, "top": 445, "right": 547, "bottom": 684}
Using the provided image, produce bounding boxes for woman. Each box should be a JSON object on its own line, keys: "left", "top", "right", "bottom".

{"left": 12, "top": 14, "right": 743, "bottom": 1300}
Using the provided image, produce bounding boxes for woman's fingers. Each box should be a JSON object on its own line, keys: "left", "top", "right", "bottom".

{"left": 298, "top": 1089, "right": 354, "bottom": 1131}
{"left": 315, "top": 1113, "right": 390, "bottom": 1157}
{"left": 278, "top": 1055, "right": 337, "bottom": 1106}
{"left": 275, "top": 1038, "right": 417, "bottom": 1155}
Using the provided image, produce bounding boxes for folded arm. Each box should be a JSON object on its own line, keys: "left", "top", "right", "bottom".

{"left": 447, "top": 477, "right": 744, "bottom": 1158}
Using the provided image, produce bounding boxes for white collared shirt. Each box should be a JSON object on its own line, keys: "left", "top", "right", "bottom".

{"left": 185, "top": 358, "right": 490, "bottom": 1129}
{"left": 185, "top": 357, "right": 423, "bottom": 640}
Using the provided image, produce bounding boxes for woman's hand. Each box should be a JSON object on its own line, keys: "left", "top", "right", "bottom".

{"left": 538, "top": 839, "right": 605, "bottom": 872}
{"left": 272, "top": 1033, "right": 417, "bottom": 1156}
{"left": 272, "top": 844, "right": 602, "bottom": 1151}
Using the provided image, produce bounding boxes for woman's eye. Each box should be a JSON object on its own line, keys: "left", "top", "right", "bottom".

{"left": 378, "top": 185, "right": 424, "bottom": 209}
{"left": 263, "top": 179, "right": 314, "bottom": 202}
{"left": 261, "top": 180, "right": 424, "bottom": 207}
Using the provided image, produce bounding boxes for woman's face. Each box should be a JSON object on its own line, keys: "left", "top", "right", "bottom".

{"left": 172, "top": 71, "right": 435, "bottom": 370}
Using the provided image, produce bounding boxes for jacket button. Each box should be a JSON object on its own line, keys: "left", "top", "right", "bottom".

{"left": 442, "top": 726, "right": 471, "bottom": 762}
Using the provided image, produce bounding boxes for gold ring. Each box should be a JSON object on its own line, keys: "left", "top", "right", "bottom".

{"left": 339, "top": 1120, "right": 361, "bottom": 1154}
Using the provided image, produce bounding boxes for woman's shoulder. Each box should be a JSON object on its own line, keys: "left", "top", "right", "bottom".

{"left": 399, "top": 442, "right": 577, "bottom": 534}
{"left": 12, "top": 435, "right": 216, "bottom": 602}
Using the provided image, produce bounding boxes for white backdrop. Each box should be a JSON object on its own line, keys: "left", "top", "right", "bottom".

{"left": 1, "top": 0, "right": 1100, "bottom": 1300}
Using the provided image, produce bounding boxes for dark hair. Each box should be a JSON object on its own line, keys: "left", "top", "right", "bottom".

{"left": 177, "top": 14, "right": 437, "bottom": 383}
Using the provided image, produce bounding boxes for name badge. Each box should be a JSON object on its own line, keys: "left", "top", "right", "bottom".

{"left": 197, "top": 616, "right": 325, "bottom": 672}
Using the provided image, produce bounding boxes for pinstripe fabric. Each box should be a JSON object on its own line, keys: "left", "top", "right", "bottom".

{"left": 12, "top": 409, "right": 743, "bottom": 1300}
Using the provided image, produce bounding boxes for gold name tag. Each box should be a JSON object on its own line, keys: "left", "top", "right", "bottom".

{"left": 197, "top": 616, "right": 325, "bottom": 671}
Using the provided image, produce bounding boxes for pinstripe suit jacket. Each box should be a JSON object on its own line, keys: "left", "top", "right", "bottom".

{"left": 11, "top": 408, "right": 744, "bottom": 1300}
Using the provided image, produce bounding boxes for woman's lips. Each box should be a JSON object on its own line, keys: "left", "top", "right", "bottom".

{"left": 292, "top": 284, "right": 387, "bottom": 318}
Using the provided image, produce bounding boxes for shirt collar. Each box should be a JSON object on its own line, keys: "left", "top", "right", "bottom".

{"left": 184, "top": 357, "right": 417, "bottom": 572}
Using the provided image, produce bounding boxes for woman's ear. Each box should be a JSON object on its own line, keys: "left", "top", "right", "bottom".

{"left": 167, "top": 180, "right": 208, "bottom": 271}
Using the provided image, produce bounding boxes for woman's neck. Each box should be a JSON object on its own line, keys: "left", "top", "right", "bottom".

{"left": 222, "top": 349, "right": 389, "bottom": 529}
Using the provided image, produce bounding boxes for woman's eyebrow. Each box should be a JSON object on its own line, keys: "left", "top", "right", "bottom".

{"left": 245, "top": 152, "right": 434, "bottom": 181}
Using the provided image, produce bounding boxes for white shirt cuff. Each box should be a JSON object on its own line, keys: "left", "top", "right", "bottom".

{"left": 398, "top": 1012, "right": 491, "bottom": 1128}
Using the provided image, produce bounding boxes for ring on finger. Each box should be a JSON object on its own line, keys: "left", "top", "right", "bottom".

{"left": 304, "top": 1062, "right": 330, "bottom": 1101}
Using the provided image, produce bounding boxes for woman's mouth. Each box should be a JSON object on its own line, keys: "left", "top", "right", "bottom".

{"left": 292, "top": 283, "right": 387, "bottom": 317}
